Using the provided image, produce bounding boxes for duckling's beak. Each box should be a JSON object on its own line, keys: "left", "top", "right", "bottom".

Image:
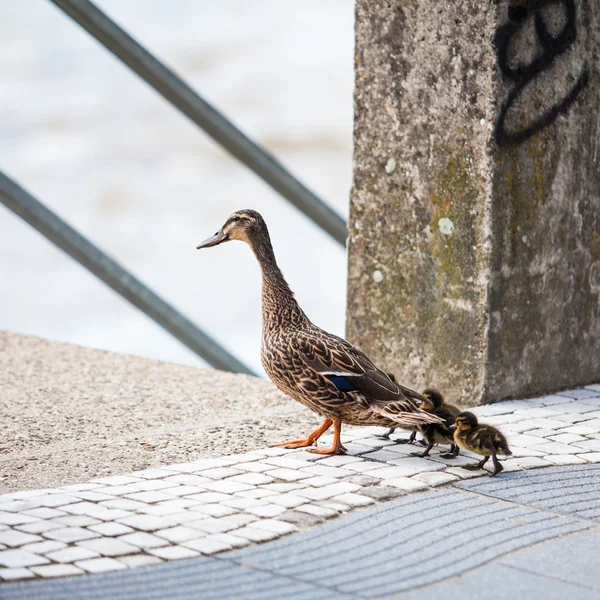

{"left": 449, "top": 424, "right": 457, "bottom": 431}
{"left": 196, "top": 229, "right": 228, "bottom": 249}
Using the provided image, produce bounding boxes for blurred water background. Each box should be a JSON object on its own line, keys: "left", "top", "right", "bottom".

{"left": 0, "top": 1, "right": 354, "bottom": 374}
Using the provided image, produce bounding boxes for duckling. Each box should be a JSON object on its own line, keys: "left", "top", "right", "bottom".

{"left": 197, "top": 210, "right": 443, "bottom": 454}
{"left": 453, "top": 411, "right": 512, "bottom": 476}
{"left": 378, "top": 373, "right": 418, "bottom": 444}
{"left": 409, "top": 389, "right": 460, "bottom": 459}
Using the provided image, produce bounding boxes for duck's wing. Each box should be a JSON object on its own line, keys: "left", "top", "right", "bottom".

{"left": 296, "top": 330, "right": 429, "bottom": 405}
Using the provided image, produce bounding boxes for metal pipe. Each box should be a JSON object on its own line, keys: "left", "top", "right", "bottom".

{"left": 0, "top": 171, "right": 257, "bottom": 376}
{"left": 48, "top": 0, "right": 348, "bottom": 246}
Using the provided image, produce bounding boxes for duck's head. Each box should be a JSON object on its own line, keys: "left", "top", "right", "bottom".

{"left": 455, "top": 411, "right": 478, "bottom": 432}
{"left": 421, "top": 388, "right": 444, "bottom": 412}
{"left": 196, "top": 209, "right": 266, "bottom": 249}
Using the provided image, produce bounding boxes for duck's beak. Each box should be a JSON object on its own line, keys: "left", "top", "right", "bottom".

{"left": 196, "top": 229, "right": 228, "bottom": 249}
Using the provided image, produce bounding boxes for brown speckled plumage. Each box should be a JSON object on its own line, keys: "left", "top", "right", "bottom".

{"left": 198, "top": 210, "right": 442, "bottom": 454}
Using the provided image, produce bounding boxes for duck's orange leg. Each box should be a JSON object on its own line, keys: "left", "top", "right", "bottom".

{"left": 275, "top": 418, "right": 333, "bottom": 449}
{"left": 308, "top": 417, "right": 347, "bottom": 455}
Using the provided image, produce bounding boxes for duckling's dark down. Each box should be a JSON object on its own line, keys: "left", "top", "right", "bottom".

{"left": 197, "top": 210, "right": 444, "bottom": 455}
{"left": 378, "top": 373, "right": 423, "bottom": 445}
{"left": 409, "top": 389, "right": 461, "bottom": 459}
{"left": 454, "top": 411, "right": 512, "bottom": 476}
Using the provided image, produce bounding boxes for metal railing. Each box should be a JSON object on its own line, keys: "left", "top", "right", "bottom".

{"left": 2, "top": 0, "right": 347, "bottom": 374}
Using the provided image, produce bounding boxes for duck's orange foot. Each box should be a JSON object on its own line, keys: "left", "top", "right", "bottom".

{"left": 274, "top": 439, "right": 315, "bottom": 449}
{"left": 308, "top": 444, "right": 348, "bottom": 455}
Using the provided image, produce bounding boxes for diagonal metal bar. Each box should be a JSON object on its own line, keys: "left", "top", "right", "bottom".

{"left": 0, "top": 171, "right": 256, "bottom": 376}
{"left": 48, "top": 0, "right": 348, "bottom": 246}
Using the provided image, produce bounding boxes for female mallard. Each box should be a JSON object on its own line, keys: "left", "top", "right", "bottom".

{"left": 197, "top": 210, "right": 442, "bottom": 454}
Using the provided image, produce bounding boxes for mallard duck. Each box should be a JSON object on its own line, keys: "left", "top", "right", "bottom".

{"left": 197, "top": 210, "right": 443, "bottom": 454}
{"left": 378, "top": 374, "right": 419, "bottom": 444}
{"left": 453, "top": 411, "right": 512, "bottom": 475}
{"left": 409, "top": 389, "right": 460, "bottom": 459}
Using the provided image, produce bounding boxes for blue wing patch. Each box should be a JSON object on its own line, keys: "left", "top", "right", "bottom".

{"left": 325, "top": 375, "right": 356, "bottom": 392}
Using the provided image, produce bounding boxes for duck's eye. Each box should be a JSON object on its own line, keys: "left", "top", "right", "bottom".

{"left": 231, "top": 216, "right": 240, "bottom": 223}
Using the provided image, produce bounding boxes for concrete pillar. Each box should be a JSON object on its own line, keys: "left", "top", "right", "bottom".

{"left": 347, "top": 0, "right": 599, "bottom": 404}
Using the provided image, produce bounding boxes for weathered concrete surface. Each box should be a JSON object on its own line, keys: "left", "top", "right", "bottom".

{"left": 348, "top": 0, "right": 600, "bottom": 404}
{"left": 0, "top": 332, "right": 314, "bottom": 492}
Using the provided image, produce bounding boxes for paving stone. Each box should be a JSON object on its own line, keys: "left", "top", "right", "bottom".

{"left": 30, "top": 564, "right": 84, "bottom": 578}
{"left": 207, "top": 532, "right": 252, "bottom": 549}
{"left": 301, "top": 465, "right": 353, "bottom": 478}
{"left": 331, "top": 493, "right": 376, "bottom": 507}
{"left": 125, "top": 491, "right": 176, "bottom": 504}
{"left": 0, "top": 530, "right": 42, "bottom": 548}
{"left": 168, "top": 511, "right": 210, "bottom": 525}
{"left": 216, "top": 513, "right": 258, "bottom": 528}
{"left": 556, "top": 388, "right": 600, "bottom": 400}
{"left": 43, "top": 527, "right": 100, "bottom": 543}
{"left": 445, "top": 467, "right": 487, "bottom": 479}
{"left": 181, "top": 536, "right": 232, "bottom": 554}
{"left": 266, "top": 494, "right": 308, "bottom": 509}
{"left": 116, "top": 532, "right": 168, "bottom": 549}
{"left": 295, "top": 504, "right": 339, "bottom": 519}
{"left": 251, "top": 519, "right": 299, "bottom": 534}
{"left": 234, "top": 461, "right": 273, "bottom": 473}
{"left": 74, "top": 557, "right": 126, "bottom": 574}
{"left": 201, "top": 480, "right": 254, "bottom": 494}
{"left": 578, "top": 396, "right": 600, "bottom": 407}
{"left": 387, "top": 457, "right": 446, "bottom": 471}
{"left": 0, "top": 567, "right": 35, "bottom": 581}
{"left": 428, "top": 454, "right": 481, "bottom": 466}
{"left": 344, "top": 474, "right": 380, "bottom": 486}
{"left": 138, "top": 505, "right": 189, "bottom": 518}
{"left": 559, "top": 424, "right": 599, "bottom": 435}
{"left": 358, "top": 486, "right": 405, "bottom": 501}
{"left": 21, "top": 507, "right": 66, "bottom": 520}
{"left": 246, "top": 504, "right": 287, "bottom": 518}
{"left": 367, "top": 465, "right": 422, "bottom": 479}
{"left": 543, "top": 454, "right": 588, "bottom": 466}
{"left": 117, "top": 515, "right": 177, "bottom": 532}
{"left": 573, "top": 439, "right": 600, "bottom": 452}
{"left": 148, "top": 545, "right": 200, "bottom": 560}
{"left": 576, "top": 453, "right": 600, "bottom": 462}
{"left": 222, "top": 497, "right": 267, "bottom": 510}
{"left": 185, "top": 457, "right": 239, "bottom": 470}
{"left": 91, "top": 476, "right": 140, "bottom": 486}
{"left": 20, "top": 540, "right": 66, "bottom": 555}
{"left": 260, "top": 483, "right": 308, "bottom": 493}
{"left": 117, "top": 554, "right": 163, "bottom": 568}
{"left": 231, "top": 526, "right": 280, "bottom": 543}
{"left": 295, "top": 482, "right": 360, "bottom": 501}
{"left": 255, "top": 447, "right": 291, "bottom": 457}
{"left": 342, "top": 461, "right": 388, "bottom": 473}
{"left": 75, "top": 537, "right": 139, "bottom": 557}
{"left": 228, "top": 473, "right": 274, "bottom": 486}
{"left": 185, "top": 492, "right": 231, "bottom": 504}
{"left": 98, "top": 499, "right": 149, "bottom": 511}
{"left": 365, "top": 450, "right": 407, "bottom": 461}
{"left": 87, "top": 509, "right": 133, "bottom": 522}
{"left": 302, "top": 476, "right": 340, "bottom": 487}
{"left": 31, "top": 494, "right": 80, "bottom": 508}
{"left": 318, "top": 500, "right": 351, "bottom": 512}
{"left": 45, "top": 546, "right": 100, "bottom": 563}
{"left": 191, "top": 503, "right": 238, "bottom": 517}
{"left": 0, "top": 549, "right": 50, "bottom": 568}
{"left": 354, "top": 437, "right": 395, "bottom": 448}
{"left": 128, "top": 468, "right": 174, "bottom": 480}
{"left": 278, "top": 510, "right": 323, "bottom": 527}
{"left": 506, "top": 434, "right": 550, "bottom": 448}
{"left": 187, "top": 517, "right": 237, "bottom": 534}
{"left": 201, "top": 467, "right": 244, "bottom": 480}
{"left": 317, "top": 455, "right": 364, "bottom": 467}
{"left": 0, "top": 500, "right": 43, "bottom": 513}
{"left": 13, "top": 520, "right": 63, "bottom": 535}
{"left": 69, "top": 491, "right": 117, "bottom": 502}
{"left": 88, "top": 522, "right": 134, "bottom": 537}
{"left": 154, "top": 525, "right": 206, "bottom": 543}
{"left": 263, "top": 468, "right": 313, "bottom": 482}
{"left": 514, "top": 407, "right": 563, "bottom": 419}
{"left": 530, "top": 442, "right": 582, "bottom": 455}
{"left": 285, "top": 450, "right": 326, "bottom": 462}
{"left": 524, "top": 429, "right": 557, "bottom": 438}
{"left": 52, "top": 515, "right": 101, "bottom": 527}
{"left": 162, "top": 474, "right": 214, "bottom": 486}
{"left": 386, "top": 477, "right": 428, "bottom": 492}
{"left": 236, "top": 489, "right": 279, "bottom": 499}
{"left": 153, "top": 486, "right": 208, "bottom": 499}
{"left": 148, "top": 498, "right": 201, "bottom": 510}
{"left": 493, "top": 459, "right": 523, "bottom": 472}
{"left": 510, "top": 447, "right": 547, "bottom": 458}
{"left": 547, "top": 433, "right": 587, "bottom": 444}
{"left": 126, "top": 480, "right": 176, "bottom": 493}
{"left": 413, "top": 472, "right": 459, "bottom": 487}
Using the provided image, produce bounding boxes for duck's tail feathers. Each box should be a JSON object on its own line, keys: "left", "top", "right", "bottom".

{"left": 372, "top": 401, "right": 445, "bottom": 428}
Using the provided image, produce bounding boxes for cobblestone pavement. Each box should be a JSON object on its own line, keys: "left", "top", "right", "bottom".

{"left": 1, "top": 385, "right": 599, "bottom": 584}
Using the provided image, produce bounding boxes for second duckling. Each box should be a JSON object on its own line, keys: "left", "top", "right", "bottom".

{"left": 410, "top": 389, "right": 460, "bottom": 459}
{"left": 453, "top": 412, "right": 512, "bottom": 476}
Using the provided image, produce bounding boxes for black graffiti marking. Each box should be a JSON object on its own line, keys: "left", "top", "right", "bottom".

{"left": 494, "top": 0, "right": 589, "bottom": 146}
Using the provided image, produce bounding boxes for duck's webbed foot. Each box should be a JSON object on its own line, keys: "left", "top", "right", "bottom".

{"left": 463, "top": 456, "right": 489, "bottom": 471}
{"left": 378, "top": 427, "right": 395, "bottom": 440}
{"left": 490, "top": 450, "right": 504, "bottom": 476}
{"left": 308, "top": 417, "right": 347, "bottom": 455}
{"left": 410, "top": 441, "right": 434, "bottom": 458}
{"left": 440, "top": 444, "right": 460, "bottom": 459}
{"left": 275, "top": 418, "right": 332, "bottom": 449}
{"left": 395, "top": 430, "right": 418, "bottom": 445}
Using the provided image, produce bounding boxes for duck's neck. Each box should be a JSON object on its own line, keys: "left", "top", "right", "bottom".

{"left": 249, "top": 233, "right": 307, "bottom": 332}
